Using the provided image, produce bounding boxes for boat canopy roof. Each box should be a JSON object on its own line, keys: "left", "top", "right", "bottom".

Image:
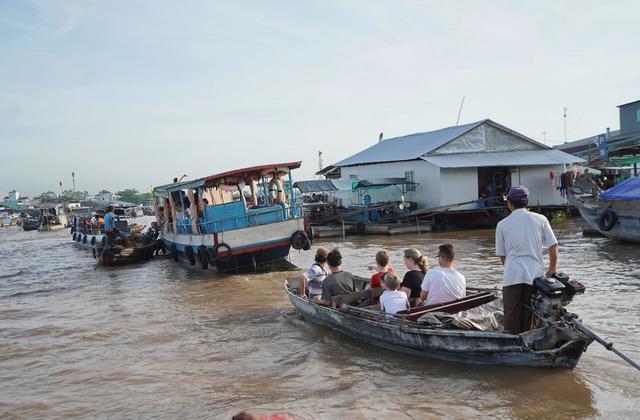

{"left": 154, "top": 162, "right": 302, "bottom": 195}
{"left": 353, "top": 177, "right": 417, "bottom": 189}
{"left": 293, "top": 180, "right": 339, "bottom": 193}
{"left": 599, "top": 176, "right": 640, "bottom": 201}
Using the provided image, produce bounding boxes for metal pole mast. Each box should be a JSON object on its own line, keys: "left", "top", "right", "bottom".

{"left": 563, "top": 107, "right": 567, "bottom": 143}
{"left": 72, "top": 172, "right": 76, "bottom": 192}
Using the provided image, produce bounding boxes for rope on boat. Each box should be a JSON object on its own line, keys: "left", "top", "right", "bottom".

{"left": 568, "top": 318, "right": 640, "bottom": 371}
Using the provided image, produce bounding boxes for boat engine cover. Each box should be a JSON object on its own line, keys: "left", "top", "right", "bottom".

{"left": 533, "top": 276, "right": 565, "bottom": 297}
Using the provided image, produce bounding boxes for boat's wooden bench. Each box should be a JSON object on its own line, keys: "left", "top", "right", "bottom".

{"left": 396, "top": 291, "right": 496, "bottom": 322}
{"left": 330, "top": 287, "right": 383, "bottom": 308}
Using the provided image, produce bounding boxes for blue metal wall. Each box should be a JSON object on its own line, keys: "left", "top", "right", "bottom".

{"left": 619, "top": 100, "right": 640, "bottom": 135}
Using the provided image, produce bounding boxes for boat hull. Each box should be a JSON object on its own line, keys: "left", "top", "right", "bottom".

{"left": 161, "top": 217, "right": 305, "bottom": 272}
{"left": 572, "top": 195, "right": 640, "bottom": 243}
{"left": 286, "top": 287, "right": 591, "bottom": 368}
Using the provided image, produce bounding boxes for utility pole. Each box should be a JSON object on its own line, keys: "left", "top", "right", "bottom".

{"left": 563, "top": 107, "right": 568, "bottom": 143}
{"left": 456, "top": 95, "right": 466, "bottom": 126}
{"left": 72, "top": 172, "right": 76, "bottom": 192}
{"left": 318, "top": 151, "right": 323, "bottom": 179}
{"left": 59, "top": 181, "right": 63, "bottom": 196}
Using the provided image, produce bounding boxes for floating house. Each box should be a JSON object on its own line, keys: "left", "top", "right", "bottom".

{"left": 318, "top": 119, "right": 583, "bottom": 211}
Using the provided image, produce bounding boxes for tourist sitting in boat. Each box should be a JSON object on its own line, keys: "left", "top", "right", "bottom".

{"left": 400, "top": 248, "right": 428, "bottom": 307}
{"left": 298, "top": 247, "right": 329, "bottom": 302}
{"left": 418, "top": 244, "right": 466, "bottom": 306}
{"left": 318, "top": 249, "right": 356, "bottom": 306}
{"left": 367, "top": 250, "right": 393, "bottom": 304}
{"left": 379, "top": 272, "right": 409, "bottom": 315}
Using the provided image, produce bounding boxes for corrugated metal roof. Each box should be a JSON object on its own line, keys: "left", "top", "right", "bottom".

{"left": 421, "top": 150, "right": 585, "bottom": 168}
{"left": 293, "top": 180, "right": 338, "bottom": 193}
{"left": 329, "top": 120, "right": 487, "bottom": 168}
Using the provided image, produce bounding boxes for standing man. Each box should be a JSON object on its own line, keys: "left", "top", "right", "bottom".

{"left": 103, "top": 205, "right": 117, "bottom": 234}
{"left": 496, "top": 186, "right": 558, "bottom": 334}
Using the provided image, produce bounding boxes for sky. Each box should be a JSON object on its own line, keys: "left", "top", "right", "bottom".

{"left": 1, "top": 0, "right": 639, "bottom": 197}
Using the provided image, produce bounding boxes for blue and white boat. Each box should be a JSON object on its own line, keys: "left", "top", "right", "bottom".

{"left": 152, "top": 162, "right": 312, "bottom": 272}
{"left": 571, "top": 177, "right": 640, "bottom": 243}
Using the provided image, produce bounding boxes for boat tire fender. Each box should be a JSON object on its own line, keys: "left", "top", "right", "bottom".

{"left": 170, "top": 243, "right": 179, "bottom": 262}
{"left": 356, "top": 221, "right": 366, "bottom": 234}
{"left": 72, "top": 233, "right": 77, "bottom": 241}
{"left": 91, "top": 236, "right": 96, "bottom": 246}
{"left": 213, "top": 243, "right": 232, "bottom": 262}
{"left": 82, "top": 235, "right": 87, "bottom": 244}
{"left": 290, "top": 230, "right": 311, "bottom": 251}
{"left": 198, "top": 245, "right": 208, "bottom": 270}
{"left": 598, "top": 209, "right": 618, "bottom": 231}
{"left": 185, "top": 245, "right": 196, "bottom": 265}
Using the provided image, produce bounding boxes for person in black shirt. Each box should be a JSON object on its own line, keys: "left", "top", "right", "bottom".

{"left": 400, "top": 248, "right": 428, "bottom": 307}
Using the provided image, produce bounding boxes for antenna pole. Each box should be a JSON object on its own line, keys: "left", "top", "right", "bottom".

{"left": 318, "top": 150, "right": 323, "bottom": 179}
{"left": 456, "top": 95, "right": 466, "bottom": 126}
{"left": 563, "top": 107, "right": 568, "bottom": 143}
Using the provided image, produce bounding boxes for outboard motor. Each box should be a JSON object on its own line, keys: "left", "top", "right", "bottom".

{"left": 531, "top": 272, "right": 585, "bottom": 320}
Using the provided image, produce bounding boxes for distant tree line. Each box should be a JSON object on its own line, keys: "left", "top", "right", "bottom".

{"left": 35, "top": 188, "right": 153, "bottom": 205}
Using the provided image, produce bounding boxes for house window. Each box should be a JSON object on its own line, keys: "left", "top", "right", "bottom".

{"left": 405, "top": 171, "right": 416, "bottom": 191}
{"left": 636, "top": 108, "right": 640, "bottom": 123}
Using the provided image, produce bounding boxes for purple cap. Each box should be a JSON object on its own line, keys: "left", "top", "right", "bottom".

{"left": 506, "top": 186, "right": 529, "bottom": 201}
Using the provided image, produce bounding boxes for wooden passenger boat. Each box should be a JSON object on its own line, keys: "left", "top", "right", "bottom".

{"left": 153, "top": 162, "right": 311, "bottom": 273}
{"left": 570, "top": 177, "right": 640, "bottom": 243}
{"left": 94, "top": 229, "right": 160, "bottom": 266}
{"left": 285, "top": 276, "right": 594, "bottom": 368}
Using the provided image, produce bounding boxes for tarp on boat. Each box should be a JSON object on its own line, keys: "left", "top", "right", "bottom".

{"left": 599, "top": 177, "right": 640, "bottom": 201}
{"left": 293, "top": 180, "right": 338, "bottom": 193}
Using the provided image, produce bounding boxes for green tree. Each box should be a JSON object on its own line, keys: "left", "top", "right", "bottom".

{"left": 36, "top": 191, "right": 58, "bottom": 203}
{"left": 116, "top": 189, "right": 141, "bottom": 204}
{"left": 97, "top": 189, "right": 111, "bottom": 195}
{"left": 137, "top": 192, "right": 153, "bottom": 205}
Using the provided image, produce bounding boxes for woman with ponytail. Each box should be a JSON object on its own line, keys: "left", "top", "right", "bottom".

{"left": 400, "top": 248, "right": 429, "bottom": 307}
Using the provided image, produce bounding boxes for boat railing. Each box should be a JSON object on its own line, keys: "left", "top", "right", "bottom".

{"left": 173, "top": 203, "right": 304, "bottom": 235}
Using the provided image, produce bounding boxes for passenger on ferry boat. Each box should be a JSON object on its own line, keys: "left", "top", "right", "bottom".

{"left": 418, "top": 243, "right": 466, "bottom": 306}
{"left": 367, "top": 250, "right": 394, "bottom": 304}
{"left": 298, "top": 247, "right": 329, "bottom": 303}
{"left": 400, "top": 248, "right": 428, "bottom": 307}
{"left": 318, "top": 249, "right": 355, "bottom": 306}
{"left": 379, "top": 272, "right": 410, "bottom": 315}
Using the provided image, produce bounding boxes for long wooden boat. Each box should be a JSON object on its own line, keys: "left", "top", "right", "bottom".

{"left": 285, "top": 276, "right": 594, "bottom": 368}
{"left": 94, "top": 230, "right": 160, "bottom": 266}
{"left": 570, "top": 177, "right": 640, "bottom": 243}
{"left": 153, "top": 162, "right": 312, "bottom": 273}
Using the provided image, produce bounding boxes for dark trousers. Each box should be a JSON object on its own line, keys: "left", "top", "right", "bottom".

{"left": 503, "top": 283, "right": 534, "bottom": 334}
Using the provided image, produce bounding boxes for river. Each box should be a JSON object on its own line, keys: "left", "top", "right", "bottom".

{"left": 1, "top": 219, "right": 639, "bottom": 418}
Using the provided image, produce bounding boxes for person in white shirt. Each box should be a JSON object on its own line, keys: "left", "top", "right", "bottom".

{"left": 496, "top": 186, "right": 558, "bottom": 333}
{"left": 419, "top": 243, "right": 465, "bottom": 306}
{"left": 379, "top": 272, "right": 409, "bottom": 315}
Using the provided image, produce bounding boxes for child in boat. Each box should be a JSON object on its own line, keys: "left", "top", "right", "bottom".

{"left": 298, "top": 247, "right": 329, "bottom": 302}
{"left": 367, "top": 250, "right": 394, "bottom": 304}
{"left": 379, "top": 272, "right": 409, "bottom": 315}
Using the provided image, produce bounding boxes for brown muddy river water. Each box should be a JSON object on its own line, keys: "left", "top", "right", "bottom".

{"left": 1, "top": 219, "right": 639, "bottom": 418}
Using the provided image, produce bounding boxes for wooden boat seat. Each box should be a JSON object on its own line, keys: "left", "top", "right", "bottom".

{"left": 330, "top": 287, "right": 383, "bottom": 308}
{"left": 396, "top": 291, "right": 496, "bottom": 322}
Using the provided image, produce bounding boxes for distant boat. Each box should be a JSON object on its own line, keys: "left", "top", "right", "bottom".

{"left": 571, "top": 177, "right": 640, "bottom": 243}
{"left": 153, "top": 162, "right": 311, "bottom": 273}
{"left": 37, "top": 205, "right": 68, "bottom": 231}
{"left": 22, "top": 218, "right": 39, "bottom": 231}
{"left": 93, "top": 226, "right": 160, "bottom": 266}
